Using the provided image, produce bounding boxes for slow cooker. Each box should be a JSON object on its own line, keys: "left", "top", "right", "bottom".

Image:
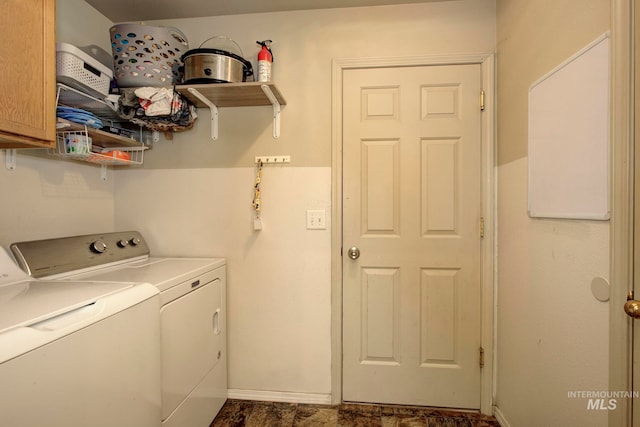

{"left": 182, "top": 36, "right": 253, "bottom": 84}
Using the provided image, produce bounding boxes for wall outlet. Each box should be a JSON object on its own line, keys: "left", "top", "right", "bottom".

{"left": 306, "top": 209, "right": 326, "bottom": 230}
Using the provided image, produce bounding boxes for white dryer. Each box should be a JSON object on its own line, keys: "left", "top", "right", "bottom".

{"left": 10, "top": 231, "right": 227, "bottom": 427}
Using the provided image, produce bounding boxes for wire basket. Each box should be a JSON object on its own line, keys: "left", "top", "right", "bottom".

{"left": 55, "top": 131, "right": 92, "bottom": 155}
{"left": 110, "top": 23, "right": 189, "bottom": 88}
{"left": 52, "top": 131, "right": 145, "bottom": 165}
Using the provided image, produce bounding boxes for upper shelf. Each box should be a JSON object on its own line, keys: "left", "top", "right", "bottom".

{"left": 175, "top": 82, "right": 286, "bottom": 140}
{"left": 175, "top": 82, "right": 286, "bottom": 108}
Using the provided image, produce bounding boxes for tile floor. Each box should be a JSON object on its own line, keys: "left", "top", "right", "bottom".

{"left": 210, "top": 399, "right": 501, "bottom": 427}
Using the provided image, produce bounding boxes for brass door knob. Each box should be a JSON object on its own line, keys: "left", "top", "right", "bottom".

{"left": 624, "top": 299, "right": 640, "bottom": 319}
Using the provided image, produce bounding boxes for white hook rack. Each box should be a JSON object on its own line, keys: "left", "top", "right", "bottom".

{"left": 255, "top": 155, "right": 290, "bottom": 164}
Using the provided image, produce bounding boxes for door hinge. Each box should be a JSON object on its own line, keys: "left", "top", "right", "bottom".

{"left": 479, "top": 217, "right": 485, "bottom": 239}
{"left": 479, "top": 346, "right": 485, "bottom": 368}
{"left": 480, "top": 89, "right": 485, "bottom": 111}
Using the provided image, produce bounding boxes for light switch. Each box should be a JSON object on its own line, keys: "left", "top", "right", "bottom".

{"left": 306, "top": 209, "right": 326, "bottom": 230}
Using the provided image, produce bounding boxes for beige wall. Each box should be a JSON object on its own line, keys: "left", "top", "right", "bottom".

{"left": 495, "top": 1, "right": 611, "bottom": 426}
{"left": 497, "top": 0, "right": 611, "bottom": 165}
{"left": 56, "top": 0, "right": 112, "bottom": 52}
{"left": 0, "top": 153, "right": 115, "bottom": 246}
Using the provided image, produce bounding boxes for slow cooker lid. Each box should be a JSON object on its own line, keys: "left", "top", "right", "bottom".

{"left": 182, "top": 48, "right": 253, "bottom": 70}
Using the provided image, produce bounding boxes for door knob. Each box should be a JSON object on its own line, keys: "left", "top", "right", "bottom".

{"left": 347, "top": 247, "right": 360, "bottom": 260}
{"left": 625, "top": 298, "right": 640, "bottom": 319}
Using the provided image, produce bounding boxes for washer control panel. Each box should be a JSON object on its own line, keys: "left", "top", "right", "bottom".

{"left": 10, "top": 231, "right": 150, "bottom": 278}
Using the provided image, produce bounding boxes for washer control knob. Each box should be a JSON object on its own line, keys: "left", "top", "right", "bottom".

{"left": 129, "top": 237, "right": 141, "bottom": 246}
{"left": 90, "top": 240, "right": 107, "bottom": 254}
{"left": 117, "top": 239, "right": 129, "bottom": 248}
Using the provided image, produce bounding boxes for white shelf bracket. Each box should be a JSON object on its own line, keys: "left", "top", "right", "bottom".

{"left": 188, "top": 87, "right": 219, "bottom": 140}
{"left": 100, "top": 165, "right": 108, "bottom": 181}
{"left": 4, "top": 149, "right": 16, "bottom": 171}
{"left": 261, "top": 85, "right": 281, "bottom": 139}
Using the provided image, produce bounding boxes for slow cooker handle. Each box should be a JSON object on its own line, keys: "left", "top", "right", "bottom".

{"left": 199, "top": 35, "right": 244, "bottom": 57}
{"left": 244, "top": 62, "right": 254, "bottom": 80}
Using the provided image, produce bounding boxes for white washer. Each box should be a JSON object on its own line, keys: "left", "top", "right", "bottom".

{"left": 10, "top": 232, "right": 227, "bottom": 427}
{"left": 0, "top": 249, "right": 161, "bottom": 427}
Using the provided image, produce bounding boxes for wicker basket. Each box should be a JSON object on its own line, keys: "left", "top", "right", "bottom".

{"left": 110, "top": 23, "right": 189, "bottom": 88}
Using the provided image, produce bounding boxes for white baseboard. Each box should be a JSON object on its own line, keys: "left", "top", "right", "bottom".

{"left": 493, "top": 406, "right": 511, "bottom": 427}
{"left": 227, "top": 389, "right": 333, "bottom": 405}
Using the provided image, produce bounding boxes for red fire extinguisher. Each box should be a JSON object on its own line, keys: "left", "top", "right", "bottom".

{"left": 257, "top": 40, "right": 273, "bottom": 82}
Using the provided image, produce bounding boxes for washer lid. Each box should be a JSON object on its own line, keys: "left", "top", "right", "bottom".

{"left": 0, "top": 280, "right": 134, "bottom": 334}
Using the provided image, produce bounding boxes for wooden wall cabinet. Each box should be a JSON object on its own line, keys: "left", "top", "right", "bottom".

{"left": 0, "top": 0, "right": 56, "bottom": 148}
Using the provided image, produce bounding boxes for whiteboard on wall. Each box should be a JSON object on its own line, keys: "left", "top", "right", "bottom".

{"left": 528, "top": 33, "right": 610, "bottom": 220}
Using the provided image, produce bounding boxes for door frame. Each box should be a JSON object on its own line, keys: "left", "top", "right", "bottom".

{"left": 330, "top": 53, "right": 496, "bottom": 415}
{"left": 610, "top": 0, "right": 633, "bottom": 425}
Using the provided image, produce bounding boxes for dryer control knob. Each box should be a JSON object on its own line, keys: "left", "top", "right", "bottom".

{"left": 117, "top": 239, "right": 129, "bottom": 248}
{"left": 129, "top": 237, "right": 141, "bottom": 246}
{"left": 90, "top": 240, "right": 107, "bottom": 254}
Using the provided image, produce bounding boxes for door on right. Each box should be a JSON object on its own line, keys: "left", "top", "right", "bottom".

{"left": 342, "top": 63, "right": 483, "bottom": 408}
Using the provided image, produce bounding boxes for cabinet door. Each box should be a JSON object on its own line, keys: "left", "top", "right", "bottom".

{"left": 0, "top": 0, "right": 55, "bottom": 148}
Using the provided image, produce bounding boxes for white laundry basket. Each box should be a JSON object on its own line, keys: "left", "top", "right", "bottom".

{"left": 110, "top": 23, "right": 189, "bottom": 87}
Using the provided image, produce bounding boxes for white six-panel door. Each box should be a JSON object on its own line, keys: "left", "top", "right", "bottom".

{"left": 342, "top": 64, "right": 483, "bottom": 408}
